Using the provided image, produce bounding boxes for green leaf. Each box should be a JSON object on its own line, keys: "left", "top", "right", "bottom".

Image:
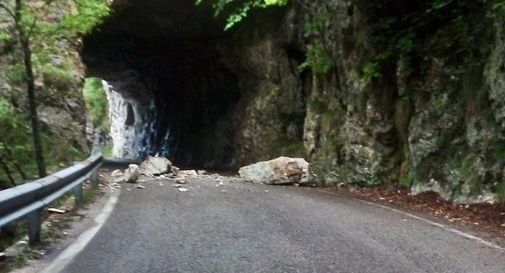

{"left": 58, "top": 0, "right": 110, "bottom": 37}
{"left": 0, "top": 31, "right": 12, "bottom": 42}
{"left": 197, "top": 0, "right": 289, "bottom": 30}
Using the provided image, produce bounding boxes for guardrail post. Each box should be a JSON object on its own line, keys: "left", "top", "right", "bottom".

{"left": 0, "top": 153, "right": 103, "bottom": 247}
{"left": 73, "top": 185, "right": 84, "bottom": 205}
{"left": 90, "top": 169, "right": 99, "bottom": 184}
{"left": 27, "top": 210, "right": 41, "bottom": 245}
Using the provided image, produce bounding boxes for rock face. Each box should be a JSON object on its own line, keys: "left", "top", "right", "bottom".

{"left": 138, "top": 156, "right": 172, "bottom": 176}
{"left": 83, "top": 0, "right": 505, "bottom": 202}
{"left": 219, "top": 1, "right": 505, "bottom": 203}
{"left": 101, "top": 71, "right": 160, "bottom": 160}
{"left": 239, "top": 157, "right": 313, "bottom": 185}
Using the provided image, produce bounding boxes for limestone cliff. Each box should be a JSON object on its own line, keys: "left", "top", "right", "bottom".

{"left": 79, "top": 0, "right": 505, "bottom": 202}
{"left": 223, "top": 0, "right": 505, "bottom": 203}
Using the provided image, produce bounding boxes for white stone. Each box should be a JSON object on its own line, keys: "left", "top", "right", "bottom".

{"left": 139, "top": 156, "right": 172, "bottom": 176}
{"left": 111, "top": 169, "right": 123, "bottom": 177}
{"left": 238, "top": 157, "right": 313, "bottom": 185}
{"left": 124, "top": 164, "right": 140, "bottom": 183}
{"left": 178, "top": 170, "right": 198, "bottom": 176}
{"left": 171, "top": 166, "right": 180, "bottom": 175}
{"left": 47, "top": 208, "right": 66, "bottom": 214}
{"left": 175, "top": 177, "right": 187, "bottom": 184}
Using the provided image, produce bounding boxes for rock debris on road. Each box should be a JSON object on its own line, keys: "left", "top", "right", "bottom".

{"left": 61, "top": 176, "right": 505, "bottom": 273}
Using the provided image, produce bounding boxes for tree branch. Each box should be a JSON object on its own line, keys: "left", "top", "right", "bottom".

{"left": 27, "top": 0, "right": 57, "bottom": 38}
{"left": 0, "top": 2, "right": 16, "bottom": 21}
{"left": 0, "top": 154, "right": 16, "bottom": 187}
{"left": 0, "top": 136, "right": 27, "bottom": 180}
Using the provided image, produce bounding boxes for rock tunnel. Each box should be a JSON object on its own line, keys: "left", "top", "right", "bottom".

{"left": 83, "top": 0, "right": 244, "bottom": 169}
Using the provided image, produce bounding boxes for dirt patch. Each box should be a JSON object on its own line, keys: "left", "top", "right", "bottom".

{"left": 324, "top": 182, "right": 505, "bottom": 238}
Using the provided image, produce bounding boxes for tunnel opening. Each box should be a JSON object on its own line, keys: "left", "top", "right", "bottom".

{"left": 83, "top": 0, "right": 241, "bottom": 170}
{"left": 125, "top": 103, "right": 135, "bottom": 126}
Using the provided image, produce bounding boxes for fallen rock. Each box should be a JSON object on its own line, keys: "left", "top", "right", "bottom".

{"left": 178, "top": 170, "right": 198, "bottom": 177}
{"left": 178, "top": 187, "right": 188, "bottom": 192}
{"left": 111, "top": 169, "right": 123, "bottom": 177}
{"left": 139, "top": 156, "right": 172, "bottom": 176}
{"left": 197, "top": 170, "right": 207, "bottom": 175}
{"left": 238, "top": 157, "right": 313, "bottom": 185}
{"left": 114, "top": 177, "right": 124, "bottom": 183}
{"left": 136, "top": 185, "right": 146, "bottom": 189}
{"left": 124, "top": 164, "right": 140, "bottom": 183}
{"left": 175, "top": 177, "right": 187, "bottom": 184}
{"left": 171, "top": 166, "right": 180, "bottom": 175}
{"left": 47, "top": 208, "right": 66, "bottom": 214}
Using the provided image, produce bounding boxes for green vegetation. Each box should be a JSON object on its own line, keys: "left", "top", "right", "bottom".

{"left": 39, "top": 64, "right": 75, "bottom": 91}
{"left": 361, "top": 62, "right": 382, "bottom": 81}
{"left": 0, "top": 98, "right": 32, "bottom": 187}
{"left": 199, "top": 0, "right": 337, "bottom": 74}
{"left": 198, "top": 0, "right": 505, "bottom": 200}
{"left": 0, "top": 181, "right": 102, "bottom": 269}
{"left": 59, "top": 0, "right": 111, "bottom": 37}
{"left": 0, "top": 97, "right": 83, "bottom": 189}
{"left": 299, "top": 43, "right": 332, "bottom": 75}
{"left": 83, "top": 78, "right": 109, "bottom": 132}
{"left": 272, "top": 139, "right": 306, "bottom": 158}
{"left": 353, "top": 0, "right": 492, "bottom": 80}
{"left": 0, "top": 0, "right": 109, "bottom": 184}
{"left": 299, "top": 5, "right": 340, "bottom": 75}
{"left": 196, "top": 0, "right": 288, "bottom": 30}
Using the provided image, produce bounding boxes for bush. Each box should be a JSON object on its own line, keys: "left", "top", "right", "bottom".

{"left": 83, "top": 77, "right": 109, "bottom": 132}
{"left": 40, "top": 64, "right": 75, "bottom": 90}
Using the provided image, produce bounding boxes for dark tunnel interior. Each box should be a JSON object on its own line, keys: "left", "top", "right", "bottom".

{"left": 83, "top": 0, "right": 241, "bottom": 169}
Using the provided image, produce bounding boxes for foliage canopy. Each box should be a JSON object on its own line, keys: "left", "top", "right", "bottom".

{"left": 0, "top": 0, "right": 110, "bottom": 184}
{"left": 196, "top": 0, "right": 288, "bottom": 29}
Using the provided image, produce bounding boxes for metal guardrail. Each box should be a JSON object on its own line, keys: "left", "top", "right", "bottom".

{"left": 0, "top": 153, "right": 103, "bottom": 245}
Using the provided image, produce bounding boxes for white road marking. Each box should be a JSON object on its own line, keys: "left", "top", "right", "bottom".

{"left": 39, "top": 189, "right": 121, "bottom": 273}
{"left": 360, "top": 199, "right": 505, "bottom": 252}
{"left": 319, "top": 189, "right": 505, "bottom": 252}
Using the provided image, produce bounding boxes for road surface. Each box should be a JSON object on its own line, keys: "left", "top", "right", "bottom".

{"left": 60, "top": 176, "right": 505, "bottom": 273}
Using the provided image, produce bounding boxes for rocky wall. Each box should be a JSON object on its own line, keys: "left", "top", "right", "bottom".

{"left": 80, "top": 0, "right": 505, "bottom": 202}
{"left": 222, "top": 0, "right": 505, "bottom": 202}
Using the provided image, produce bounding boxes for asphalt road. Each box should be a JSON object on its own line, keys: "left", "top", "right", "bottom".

{"left": 61, "top": 176, "right": 505, "bottom": 273}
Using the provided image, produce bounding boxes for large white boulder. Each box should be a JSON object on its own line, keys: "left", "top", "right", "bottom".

{"left": 238, "top": 157, "right": 313, "bottom": 185}
{"left": 139, "top": 156, "right": 172, "bottom": 176}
